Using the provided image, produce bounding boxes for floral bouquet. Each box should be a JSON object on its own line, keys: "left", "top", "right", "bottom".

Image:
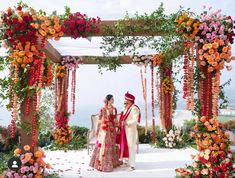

{"left": 162, "top": 128, "right": 183, "bottom": 148}
{"left": 6, "top": 145, "right": 51, "bottom": 178}
{"left": 52, "top": 125, "right": 73, "bottom": 145}
{"left": 186, "top": 116, "right": 234, "bottom": 177}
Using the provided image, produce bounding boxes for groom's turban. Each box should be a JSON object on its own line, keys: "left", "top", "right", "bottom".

{"left": 125, "top": 92, "right": 135, "bottom": 102}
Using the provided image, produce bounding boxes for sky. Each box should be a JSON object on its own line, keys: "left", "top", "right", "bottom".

{"left": 0, "top": 0, "right": 235, "bottom": 127}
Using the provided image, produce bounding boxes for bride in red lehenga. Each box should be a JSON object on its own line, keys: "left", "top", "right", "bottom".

{"left": 89, "top": 94, "right": 120, "bottom": 172}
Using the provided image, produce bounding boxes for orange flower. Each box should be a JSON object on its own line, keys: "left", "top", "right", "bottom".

{"left": 14, "top": 148, "right": 22, "bottom": 155}
{"left": 40, "top": 24, "right": 47, "bottom": 30}
{"left": 207, "top": 43, "right": 212, "bottom": 49}
{"left": 212, "top": 42, "right": 219, "bottom": 49}
{"left": 49, "top": 28, "right": 56, "bottom": 35}
{"left": 23, "top": 145, "right": 31, "bottom": 151}
{"left": 222, "top": 46, "right": 228, "bottom": 53}
{"left": 198, "top": 49, "right": 204, "bottom": 55}
{"left": 45, "top": 20, "right": 51, "bottom": 26}
{"left": 208, "top": 49, "right": 214, "bottom": 54}
{"left": 208, "top": 66, "right": 214, "bottom": 73}
{"left": 34, "top": 150, "right": 44, "bottom": 158}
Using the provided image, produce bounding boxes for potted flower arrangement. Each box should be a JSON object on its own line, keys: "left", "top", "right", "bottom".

{"left": 5, "top": 145, "right": 51, "bottom": 178}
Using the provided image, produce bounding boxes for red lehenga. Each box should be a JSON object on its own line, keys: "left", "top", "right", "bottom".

{"left": 89, "top": 105, "right": 120, "bottom": 172}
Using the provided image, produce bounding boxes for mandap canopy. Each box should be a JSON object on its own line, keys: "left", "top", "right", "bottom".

{"left": 0, "top": 2, "right": 234, "bottom": 177}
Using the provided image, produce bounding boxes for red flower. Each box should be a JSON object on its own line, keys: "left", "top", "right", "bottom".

{"left": 17, "top": 6, "right": 22, "bottom": 11}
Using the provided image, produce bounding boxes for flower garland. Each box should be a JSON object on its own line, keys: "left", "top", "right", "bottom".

{"left": 6, "top": 145, "right": 51, "bottom": 178}
{"left": 184, "top": 116, "right": 234, "bottom": 177}
{"left": 151, "top": 64, "right": 156, "bottom": 143}
{"left": 162, "top": 77, "right": 174, "bottom": 94}
{"left": 140, "top": 66, "right": 148, "bottom": 135}
{"left": 62, "top": 12, "right": 100, "bottom": 39}
{"left": 183, "top": 42, "right": 195, "bottom": 112}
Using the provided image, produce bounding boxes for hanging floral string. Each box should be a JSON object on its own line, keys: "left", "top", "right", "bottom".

{"left": 61, "top": 56, "right": 82, "bottom": 114}
{"left": 151, "top": 64, "right": 156, "bottom": 143}
{"left": 183, "top": 42, "right": 195, "bottom": 112}
{"left": 132, "top": 55, "right": 151, "bottom": 135}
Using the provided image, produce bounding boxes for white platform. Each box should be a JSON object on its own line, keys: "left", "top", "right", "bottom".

{"left": 44, "top": 144, "right": 197, "bottom": 178}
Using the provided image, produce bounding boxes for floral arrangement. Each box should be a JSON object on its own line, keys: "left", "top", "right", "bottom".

{"left": 61, "top": 56, "right": 83, "bottom": 70}
{"left": 0, "top": 3, "right": 55, "bottom": 142}
{"left": 131, "top": 55, "right": 152, "bottom": 66}
{"left": 162, "top": 128, "right": 182, "bottom": 148}
{"left": 175, "top": 12, "right": 200, "bottom": 39}
{"left": 195, "top": 7, "right": 235, "bottom": 73}
{"left": 151, "top": 54, "right": 163, "bottom": 67}
{"left": 162, "top": 77, "right": 174, "bottom": 94}
{"left": 185, "top": 116, "right": 234, "bottom": 177}
{"left": 6, "top": 145, "right": 51, "bottom": 178}
{"left": 31, "top": 15, "right": 64, "bottom": 41}
{"left": 62, "top": 12, "right": 100, "bottom": 39}
{"left": 55, "top": 64, "right": 65, "bottom": 78}
{"left": 52, "top": 125, "right": 73, "bottom": 145}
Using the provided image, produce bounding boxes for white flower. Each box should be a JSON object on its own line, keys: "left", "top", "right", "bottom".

{"left": 163, "top": 137, "right": 167, "bottom": 141}
{"left": 205, "top": 149, "right": 210, "bottom": 155}
{"left": 169, "top": 130, "right": 174, "bottom": 135}
{"left": 166, "top": 134, "right": 170, "bottom": 137}
{"left": 178, "top": 138, "right": 182, "bottom": 142}
{"left": 173, "top": 143, "right": 176, "bottom": 146}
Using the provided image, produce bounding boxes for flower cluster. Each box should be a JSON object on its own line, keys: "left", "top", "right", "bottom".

{"left": 151, "top": 54, "right": 163, "bottom": 67}
{"left": 61, "top": 56, "right": 83, "bottom": 70}
{"left": 62, "top": 12, "right": 100, "bottom": 39}
{"left": 131, "top": 55, "right": 152, "bottom": 67}
{"left": 163, "top": 128, "right": 182, "bottom": 148}
{"left": 0, "top": 6, "right": 37, "bottom": 47}
{"left": 6, "top": 145, "right": 51, "bottom": 178}
{"left": 195, "top": 8, "right": 235, "bottom": 72}
{"left": 187, "top": 116, "right": 234, "bottom": 177}
{"left": 175, "top": 12, "right": 200, "bottom": 38}
{"left": 52, "top": 125, "right": 73, "bottom": 145}
{"left": 31, "top": 15, "right": 64, "bottom": 41}
{"left": 162, "top": 77, "right": 174, "bottom": 94}
{"left": 55, "top": 64, "right": 65, "bottom": 78}
{"left": 10, "top": 42, "right": 38, "bottom": 67}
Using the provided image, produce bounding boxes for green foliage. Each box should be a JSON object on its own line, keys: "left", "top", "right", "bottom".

{"left": 87, "top": 56, "right": 122, "bottom": 73}
{"left": 0, "top": 151, "right": 13, "bottom": 174}
{"left": 100, "top": 3, "right": 185, "bottom": 71}
{"left": 219, "top": 78, "right": 231, "bottom": 109}
{"left": 137, "top": 125, "right": 152, "bottom": 143}
{"left": 45, "top": 172, "right": 60, "bottom": 178}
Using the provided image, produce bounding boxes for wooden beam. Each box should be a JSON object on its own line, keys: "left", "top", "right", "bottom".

{"left": 63, "top": 20, "right": 164, "bottom": 37}
{"left": 40, "top": 40, "right": 62, "bottom": 63}
{"left": 71, "top": 56, "right": 133, "bottom": 64}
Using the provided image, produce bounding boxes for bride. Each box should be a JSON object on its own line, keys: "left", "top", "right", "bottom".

{"left": 89, "top": 94, "right": 120, "bottom": 172}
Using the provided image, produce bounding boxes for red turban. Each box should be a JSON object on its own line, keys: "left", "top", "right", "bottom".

{"left": 125, "top": 92, "right": 135, "bottom": 102}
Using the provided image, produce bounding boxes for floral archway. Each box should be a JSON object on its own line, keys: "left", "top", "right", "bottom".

{"left": 0, "top": 2, "right": 234, "bottom": 177}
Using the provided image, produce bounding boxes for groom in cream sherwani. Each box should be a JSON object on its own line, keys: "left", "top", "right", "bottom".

{"left": 119, "top": 92, "right": 141, "bottom": 171}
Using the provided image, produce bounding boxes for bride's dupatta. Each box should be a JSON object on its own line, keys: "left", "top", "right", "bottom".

{"left": 97, "top": 106, "right": 116, "bottom": 166}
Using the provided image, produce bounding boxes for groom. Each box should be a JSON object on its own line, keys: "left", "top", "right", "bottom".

{"left": 119, "top": 92, "right": 140, "bottom": 171}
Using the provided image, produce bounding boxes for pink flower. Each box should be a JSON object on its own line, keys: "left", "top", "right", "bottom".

{"left": 206, "top": 33, "right": 211, "bottom": 39}
{"left": 28, "top": 173, "right": 33, "bottom": 178}
{"left": 44, "top": 171, "right": 49, "bottom": 176}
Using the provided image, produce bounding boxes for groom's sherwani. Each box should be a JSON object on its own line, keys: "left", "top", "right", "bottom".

{"left": 120, "top": 104, "right": 140, "bottom": 167}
